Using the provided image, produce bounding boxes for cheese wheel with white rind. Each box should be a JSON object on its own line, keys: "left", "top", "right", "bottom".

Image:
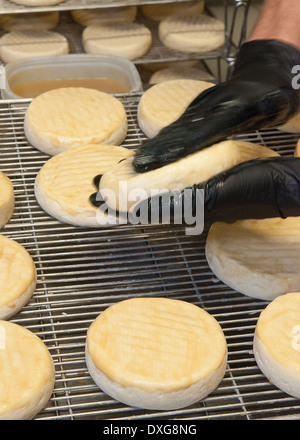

{"left": 0, "top": 12, "right": 59, "bottom": 31}
{"left": 0, "top": 172, "right": 14, "bottom": 229}
{"left": 35, "top": 144, "right": 133, "bottom": 227}
{"left": 0, "top": 235, "right": 36, "bottom": 320}
{"left": 0, "top": 30, "right": 69, "bottom": 63}
{"left": 141, "top": 1, "right": 205, "bottom": 21}
{"left": 71, "top": 7, "right": 137, "bottom": 27}
{"left": 85, "top": 297, "right": 227, "bottom": 410}
{"left": 24, "top": 87, "right": 127, "bottom": 156}
{"left": 138, "top": 79, "right": 215, "bottom": 138}
{"left": 149, "top": 65, "right": 215, "bottom": 84}
{"left": 254, "top": 292, "right": 300, "bottom": 398}
{"left": 82, "top": 23, "right": 152, "bottom": 61}
{"left": 159, "top": 12, "right": 225, "bottom": 54}
{"left": 206, "top": 217, "right": 300, "bottom": 300}
{"left": 0, "top": 320, "right": 55, "bottom": 419}
{"left": 99, "top": 140, "right": 279, "bottom": 212}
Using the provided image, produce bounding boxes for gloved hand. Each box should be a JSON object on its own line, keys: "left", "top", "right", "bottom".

{"left": 131, "top": 157, "right": 300, "bottom": 227}
{"left": 133, "top": 40, "right": 300, "bottom": 173}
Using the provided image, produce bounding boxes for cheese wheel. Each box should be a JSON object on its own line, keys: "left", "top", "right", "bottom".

{"left": 277, "top": 113, "right": 300, "bottom": 134}
{"left": 141, "top": 1, "right": 205, "bottom": 22}
{"left": 0, "top": 12, "right": 59, "bottom": 32}
{"left": 138, "top": 79, "right": 215, "bottom": 138}
{"left": 0, "top": 172, "right": 14, "bottom": 229}
{"left": 0, "top": 30, "right": 69, "bottom": 64}
{"left": 24, "top": 87, "right": 127, "bottom": 156}
{"left": 295, "top": 138, "right": 300, "bottom": 157}
{"left": 86, "top": 297, "right": 227, "bottom": 410}
{"left": 71, "top": 7, "right": 137, "bottom": 27}
{"left": 0, "top": 235, "right": 36, "bottom": 320}
{"left": 149, "top": 65, "right": 215, "bottom": 84}
{"left": 35, "top": 144, "right": 133, "bottom": 227}
{"left": 82, "top": 23, "right": 152, "bottom": 61}
{"left": 159, "top": 12, "right": 225, "bottom": 54}
{"left": 0, "top": 320, "right": 55, "bottom": 420}
{"left": 100, "top": 140, "right": 279, "bottom": 212}
{"left": 206, "top": 217, "right": 300, "bottom": 300}
{"left": 8, "top": 0, "right": 64, "bottom": 6}
{"left": 254, "top": 292, "right": 300, "bottom": 398}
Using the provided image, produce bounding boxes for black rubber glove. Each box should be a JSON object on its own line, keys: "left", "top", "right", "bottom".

{"left": 130, "top": 157, "right": 300, "bottom": 227}
{"left": 133, "top": 40, "right": 300, "bottom": 173}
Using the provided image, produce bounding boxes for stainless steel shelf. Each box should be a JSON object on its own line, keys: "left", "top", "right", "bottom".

{"left": 1, "top": 95, "right": 300, "bottom": 420}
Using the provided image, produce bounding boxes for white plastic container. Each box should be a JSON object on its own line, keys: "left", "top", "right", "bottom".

{"left": 0, "top": 54, "right": 143, "bottom": 99}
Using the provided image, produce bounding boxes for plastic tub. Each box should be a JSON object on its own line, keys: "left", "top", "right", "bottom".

{"left": 0, "top": 54, "right": 143, "bottom": 99}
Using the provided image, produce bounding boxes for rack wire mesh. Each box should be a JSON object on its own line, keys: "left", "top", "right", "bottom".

{"left": 1, "top": 94, "right": 300, "bottom": 420}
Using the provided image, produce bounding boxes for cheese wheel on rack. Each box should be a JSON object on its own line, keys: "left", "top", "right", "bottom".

{"left": 82, "top": 23, "right": 152, "bottom": 61}
{"left": 0, "top": 320, "right": 55, "bottom": 420}
{"left": 24, "top": 87, "right": 127, "bottom": 156}
{"left": 100, "top": 141, "right": 279, "bottom": 212}
{"left": 71, "top": 7, "right": 137, "bottom": 27}
{"left": 254, "top": 292, "right": 300, "bottom": 398}
{"left": 0, "top": 30, "right": 69, "bottom": 64}
{"left": 0, "top": 172, "right": 14, "bottom": 229}
{"left": 85, "top": 297, "right": 227, "bottom": 410}
{"left": 8, "top": 0, "right": 64, "bottom": 6}
{"left": 140, "top": 1, "right": 205, "bottom": 22}
{"left": 138, "top": 79, "right": 214, "bottom": 138}
{"left": 0, "top": 235, "right": 36, "bottom": 320}
{"left": 295, "top": 138, "right": 300, "bottom": 157}
{"left": 206, "top": 217, "right": 300, "bottom": 300}
{"left": 159, "top": 12, "right": 225, "bottom": 53}
{"left": 0, "top": 12, "right": 60, "bottom": 32}
{"left": 35, "top": 144, "right": 133, "bottom": 227}
{"left": 149, "top": 65, "right": 215, "bottom": 84}
{"left": 277, "top": 113, "right": 300, "bottom": 134}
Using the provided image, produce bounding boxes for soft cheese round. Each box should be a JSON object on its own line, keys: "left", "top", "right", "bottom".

{"left": 0, "top": 12, "right": 59, "bottom": 31}
{"left": 0, "top": 30, "right": 69, "bottom": 63}
{"left": 159, "top": 12, "right": 225, "bottom": 54}
{"left": 206, "top": 217, "right": 300, "bottom": 300}
{"left": 82, "top": 22, "right": 152, "bottom": 61}
{"left": 149, "top": 65, "right": 215, "bottom": 84}
{"left": 254, "top": 292, "right": 300, "bottom": 398}
{"left": 35, "top": 144, "right": 133, "bottom": 227}
{"left": 0, "top": 235, "right": 36, "bottom": 320}
{"left": 0, "top": 172, "right": 14, "bottom": 229}
{"left": 0, "top": 320, "right": 55, "bottom": 419}
{"left": 100, "top": 141, "right": 279, "bottom": 212}
{"left": 86, "top": 297, "right": 227, "bottom": 410}
{"left": 71, "top": 6, "right": 137, "bottom": 27}
{"left": 138, "top": 79, "right": 214, "bottom": 138}
{"left": 141, "top": 1, "right": 205, "bottom": 21}
{"left": 24, "top": 87, "right": 128, "bottom": 156}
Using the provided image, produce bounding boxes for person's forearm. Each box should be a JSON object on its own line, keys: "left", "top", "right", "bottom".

{"left": 249, "top": 0, "right": 300, "bottom": 49}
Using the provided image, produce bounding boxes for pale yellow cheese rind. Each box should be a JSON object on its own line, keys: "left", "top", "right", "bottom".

{"left": 206, "top": 217, "right": 300, "bottom": 300}
{"left": 0, "top": 320, "right": 55, "bottom": 419}
{"left": 24, "top": 87, "right": 128, "bottom": 155}
{"left": 71, "top": 7, "right": 137, "bottom": 27}
{"left": 0, "top": 172, "right": 14, "bottom": 229}
{"left": 141, "top": 1, "right": 205, "bottom": 21}
{"left": 256, "top": 292, "right": 300, "bottom": 375}
{"left": 35, "top": 144, "right": 133, "bottom": 225}
{"left": 138, "top": 79, "right": 215, "bottom": 138}
{"left": 87, "top": 297, "right": 227, "bottom": 393}
{"left": 0, "top": 235, "right": 36, "bottom": 311}
{"left": 100, "top": 140, "right": 279, "bottom": 212}
{"left": 0, "top": 12, "right": 60, "bottom": 31}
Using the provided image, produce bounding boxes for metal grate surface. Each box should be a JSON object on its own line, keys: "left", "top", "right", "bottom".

{"left": 1, "top": 95, "right": 300, "bottom": 420}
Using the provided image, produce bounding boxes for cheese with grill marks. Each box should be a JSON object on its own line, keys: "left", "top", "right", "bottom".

{"left": 24, "top": 87, "right": 127, "bottom": 156}
{"left": 138, "top": 79, "right": 214, "bottom": 138}
{"left": 35, "top": 144, "right": 133, "bottom": 227}
{"left": 206, "top": 217, "right": 300, "bottom": 300}
{"left": 85, "top": 297, "right": 227, "bottom": 409}
{"left": 100, "top": 140, "right": 279, "bottom": 212}
{"left": 0, "top": 235, "right": 36, "bottom": 320}
{"left": 254, "top": 292, "right": 300, "bottom": 398}
{"left": 0, "top": 320, "right": 55, "bottom": 420}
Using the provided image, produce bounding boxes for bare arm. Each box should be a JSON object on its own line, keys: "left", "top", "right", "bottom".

{"left": 249, "top": 0, "right": 300, "bottom": 49}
